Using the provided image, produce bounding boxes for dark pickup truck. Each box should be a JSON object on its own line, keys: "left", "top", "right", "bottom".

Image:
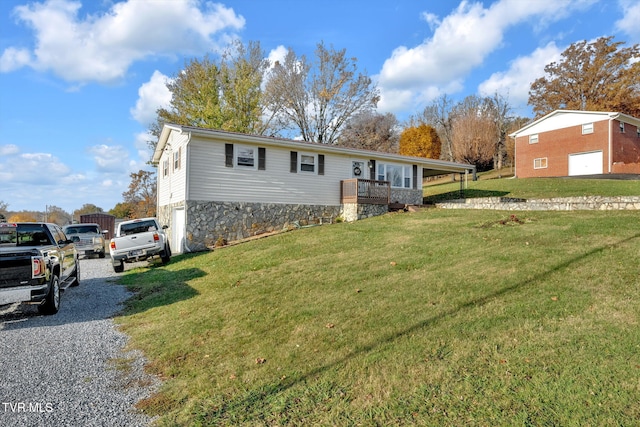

{"left": 0, "top": 222, "right": 80, "bottom": 315}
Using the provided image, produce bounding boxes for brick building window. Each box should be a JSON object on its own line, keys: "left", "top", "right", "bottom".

{"left": 529, "top": 134, "right": 539, "bottom": 144}
{"left": 582, "top": 123, "right": 593, "bottom": 134}
{"left": 620, "top": 122, "right": 625, "bottom": 133}
{"left": 534, "top": 158, "right": 548, "bottom": 169}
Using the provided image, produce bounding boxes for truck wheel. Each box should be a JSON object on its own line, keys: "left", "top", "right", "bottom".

{"left": 39, "top": 275, "right": 60, "bottom": 315}
{"left": 160, "top": 244, "right": 171, "bottom": 264}
{"left": 113, "top": 260, "right": 124, "bottom": 273}
{"left": 99, "top": 250, "right": 106, "bottom": 259}
{"left": 70, "top": 258, "right": 80, "bottom": 287}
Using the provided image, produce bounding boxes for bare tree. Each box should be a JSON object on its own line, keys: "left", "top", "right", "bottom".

{"left": 451, "top": 96, "right": 496, "bottom": 171}
{"left": 485, "top": 93, "right": 513, "bottom": 175}
{"left": 264, "top": 42, "right": 379, "bottom": 144}
{"left": 417, "top": 95, "right": 456, "bottom": 161}
{"left": 337, "top": 111, "right": 399, "bottom": 153}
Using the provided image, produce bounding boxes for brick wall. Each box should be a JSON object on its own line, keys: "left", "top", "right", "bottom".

{"left": 516, "top": 120, "right": 609, "bottom": 178}
{"left": 611, "top": 122, "right": 640, "bottom": 174}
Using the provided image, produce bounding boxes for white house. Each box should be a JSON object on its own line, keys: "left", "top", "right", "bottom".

{"left": 152, "top": 124, "right": 474, "bottom": 253}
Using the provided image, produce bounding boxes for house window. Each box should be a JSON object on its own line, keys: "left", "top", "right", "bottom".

{"left": 620, "top": 122, "right": 625, "bottom": 133}
{"left": 300, "top": 154, "right": 315, "bottom": 172}
{"left": 534, "top": 158, "right": 548, "bottom": 169}
{"left": 377, "top": 163, "right": 412, "bottom": 188}
{"left": 163, "top": 159, "right": 169, "bottom": 177}
{"left": 236, "top": 146, "right": 256, "bottom": 168}
{"left": 582, "top": 123, "right": 594, "bottom": 134}
{"left": 173, "top": 147, "right": 181, "bottom": 171}
{"left": 529, "top": 134, "right": 539, "bottom": 144}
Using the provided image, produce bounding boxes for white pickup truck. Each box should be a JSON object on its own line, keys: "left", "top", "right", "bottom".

{"left": 109, "top": 217, "right": 171, "bottom": 273}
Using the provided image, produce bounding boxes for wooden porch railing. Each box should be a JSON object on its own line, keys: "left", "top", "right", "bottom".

{"left": 340, "top": 178, "right": 390, "bottom": 205}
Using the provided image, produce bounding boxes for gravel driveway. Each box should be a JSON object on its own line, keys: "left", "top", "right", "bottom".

{"left": 0, "top": 257, "right": 157, "bottom": 427}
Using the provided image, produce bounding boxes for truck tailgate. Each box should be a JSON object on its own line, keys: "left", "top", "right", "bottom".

{"left": 113, "top": 232, "right": 159, "bottom": 252}
{"left": 0, "top": 252, "right": 34, "bottom": 288}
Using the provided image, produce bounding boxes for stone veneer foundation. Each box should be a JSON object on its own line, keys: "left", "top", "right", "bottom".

{"left": 158, "top": 188, "right": 422, "bottom": 252}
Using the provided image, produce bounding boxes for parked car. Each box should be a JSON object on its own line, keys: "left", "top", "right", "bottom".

{"left": 63, "top": 223, "right": 107, "bottom": 258}
{"left": 0, "top": 222, "right": 79, "bottom": 315}
{"left": 109, "top": 217, "right": 171, "bottom": 273}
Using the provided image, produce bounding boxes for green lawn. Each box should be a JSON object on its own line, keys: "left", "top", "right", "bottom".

{"left": 116, "top": 205, "right": 640, "bottom": 426}
{"left": 424, "top": 174, "right": 640, "bottom": 202}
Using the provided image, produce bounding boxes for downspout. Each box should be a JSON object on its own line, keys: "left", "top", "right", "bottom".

{"left": 183, "top": 131, "right": 192, "bottom": 253}
{"left": 608, "top": 117, "right": 612, "bottom": 174}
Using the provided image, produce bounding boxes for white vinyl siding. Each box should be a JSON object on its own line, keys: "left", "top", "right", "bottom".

{"left": 188, "top": 139, "right": 346, "bottom": 205}
{"left": 157, "top": 132, "right": 188, "bottom": 206}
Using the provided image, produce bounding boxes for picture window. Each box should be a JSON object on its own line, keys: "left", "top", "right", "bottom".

{"left": 377, "top": 163, "right": 412, "bottom": 188}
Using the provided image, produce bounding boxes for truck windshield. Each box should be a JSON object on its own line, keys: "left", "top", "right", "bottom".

{"left": 0, "top": 224, "right": 52, "bottom": 247}
{"left": 120, "top": 220, "right": 157, "bottom": 236}
{"left": 65, "top": 225, "right": 100, "bottom": 234}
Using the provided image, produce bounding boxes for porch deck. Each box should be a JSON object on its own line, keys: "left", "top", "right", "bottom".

{"left": 340, "top": 178, "right": 390, "bottom": 205}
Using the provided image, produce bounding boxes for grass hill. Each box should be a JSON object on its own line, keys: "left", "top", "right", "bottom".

{"left": 423, "top": 171, "right": 640, "bottom": 203}
{"left": 116, "top": 177, "right": 640, "bottom": 426}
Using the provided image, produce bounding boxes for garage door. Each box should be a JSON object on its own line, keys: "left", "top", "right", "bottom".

{"left": 568, "top": 151, "right": 603, "bottom": 176}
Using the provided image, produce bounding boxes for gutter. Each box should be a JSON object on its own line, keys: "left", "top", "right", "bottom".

{"left": 608, "top": 116, "right": 612, "bottom": 174}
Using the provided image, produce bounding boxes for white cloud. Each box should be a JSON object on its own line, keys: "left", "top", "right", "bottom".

{"left": 131, "top": 70, "right": 172, "bottom": 126}
{"left": 267, "top": 45, "right": 288, "bottom": 67}
{"left": 0, "top": 144, "right": 20, "bottom": 156}
{"left": 89, "top": 144, "right": 131, "bottom": 173}
{"left": 1, "top": 0, "right": 245, "bottom": 84}
{"left": 0, "top": 152, "right": 70, "bottom": 184}
{"left": 478, "top": 42, "right": 562, "bottom": 109}
{"left": 377, "top": 0, "right": 597, "bottom": 114}
{"left": 615, "top": 0, "right": 640, "bottom": 42}
{"left": 0, "top": 47, "right": 32, "bottom": 72}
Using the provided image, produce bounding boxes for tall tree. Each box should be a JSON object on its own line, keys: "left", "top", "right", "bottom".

{"left": 337, "top": 111, "right": 399, "bottom": 153}
{"left": 122, "top": 170, "right": 157, "bottom": 219}
{"left": 264, "top": 41, "right": 379, "bottom": 144}
{"left": 529, "top": 36, "right": 640, "bottom": 118}
{"left": 219, "top": 40, "right": 273, "bottom": 134}
{"left": 418, "top": 95, "right": 455, "bottom": 161}
{"left": 451, "top": 95, "right": 496, "bottom": 171}
{"left": 149, "top": 40, "right": 271, "bottom": 150}
{"left": 485, "top": 93, "right": 513, "bottom": 175}
{"left": 399, "top": 124, "right": 441, "bottom": 159}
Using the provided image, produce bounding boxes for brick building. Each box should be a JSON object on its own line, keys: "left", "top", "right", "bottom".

{"left": 510, "top": 110, "right": 640, "bottom": 178}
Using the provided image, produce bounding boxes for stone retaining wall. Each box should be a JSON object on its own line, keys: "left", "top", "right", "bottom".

{"left": 436, "top": 196, "right": 640, "bottom": 211}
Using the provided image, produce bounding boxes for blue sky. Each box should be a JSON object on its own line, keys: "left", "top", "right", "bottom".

{"left": 1, "top": 0, "right": 638, "bottom": 213}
